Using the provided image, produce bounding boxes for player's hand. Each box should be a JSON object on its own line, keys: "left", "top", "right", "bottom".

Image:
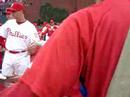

{"left": 27, "top": 42, "right": 40, "bottom": 55}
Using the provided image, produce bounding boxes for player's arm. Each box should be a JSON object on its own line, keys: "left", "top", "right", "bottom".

{"left": 0, "top": 81, "right": 38, "bottom": 97}
{"left": 27, "top": 26, "right": 42, "bottom": 56}
{"left": 20, "top": 12, "right": 90, "bottom": 97}
{"left": 0, "top": 21, "right": 9, "bottom": 38}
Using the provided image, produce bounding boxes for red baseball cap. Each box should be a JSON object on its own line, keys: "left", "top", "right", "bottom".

{"left": 9, "top": 2, "right": 25, "bottom": 12}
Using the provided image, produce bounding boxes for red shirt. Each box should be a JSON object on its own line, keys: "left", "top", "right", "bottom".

{"left": 1, "top": 0, "right": 130, "bottom": 97}
{"left": 21, "top": 0, "right": 130, "bottom": 96}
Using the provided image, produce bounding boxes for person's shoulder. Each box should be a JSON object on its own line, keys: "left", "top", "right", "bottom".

{"left": 4, "top": 19, "right": 16, "bottom": 24}
{"left": 1, "top": 19, "right": 16, "bottom": 27}
{"left": 25, "top": 20, "right": 36, "bottom": 28}
{"left": 66, "top": 2, "right": 111, "bottom": 24}
{"left": 73, "top": 2, "right": 108, "bottom": 17}
{"left": 25, "top": 20, "right": 32, "bottom": 25}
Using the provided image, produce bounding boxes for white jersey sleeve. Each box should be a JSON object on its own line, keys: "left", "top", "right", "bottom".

{"left": 0, "top": 19, "right": 16, "bottom": 38}
{"left": 0, "top": 21, "right": 8, "bottom": 38}
{"left": 27, "top": 23, "right": 40, "bottom": 46}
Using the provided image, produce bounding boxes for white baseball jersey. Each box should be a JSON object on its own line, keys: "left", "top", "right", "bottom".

{"left": 0, "top": 19, "right": 40, "bottom": 51}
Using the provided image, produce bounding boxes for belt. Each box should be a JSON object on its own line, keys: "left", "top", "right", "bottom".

{"left": 7, "top": 50, "right": 26, "bottom": 54}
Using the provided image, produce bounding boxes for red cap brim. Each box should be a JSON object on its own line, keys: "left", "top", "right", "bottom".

{"left": 7, "top": 7, "right": 18, "bottom": 12}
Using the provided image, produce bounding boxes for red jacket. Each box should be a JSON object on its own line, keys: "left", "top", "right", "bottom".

{"left": 1, "top": 0, "right": 130, "bottom": 97}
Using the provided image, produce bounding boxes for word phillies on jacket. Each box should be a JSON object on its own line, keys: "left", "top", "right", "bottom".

{"left": 6, "top": 28, "right": 27, "bottom": 39}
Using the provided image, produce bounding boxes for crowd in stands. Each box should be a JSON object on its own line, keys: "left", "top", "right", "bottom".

{"left": 33, "top": 19, "right": 60, "bottom": 41}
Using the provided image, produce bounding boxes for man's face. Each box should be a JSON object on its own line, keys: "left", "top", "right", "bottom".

{"left": 12, "top": 11, "right": 21, "bottom": 19}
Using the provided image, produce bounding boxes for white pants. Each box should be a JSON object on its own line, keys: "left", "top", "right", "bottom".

{"left": 2, "top": 51, "right": 30, "bottom": 77}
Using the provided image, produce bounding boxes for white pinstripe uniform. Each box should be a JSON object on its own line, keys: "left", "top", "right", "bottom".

{"left": 0, "top": 19, "right": 40, "bottom": 77}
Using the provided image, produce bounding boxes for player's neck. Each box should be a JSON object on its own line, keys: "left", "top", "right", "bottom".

{"left": 16, "top": 17, "right": 26, "bottom": 24}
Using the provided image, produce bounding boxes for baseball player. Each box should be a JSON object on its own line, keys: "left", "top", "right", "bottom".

{"left": 0, "top": 2, "right": 40, "bottom": 78}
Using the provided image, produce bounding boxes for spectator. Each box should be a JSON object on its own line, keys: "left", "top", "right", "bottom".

{"left": 50, "top": 19, "right": 55, "bottom": 26}
{"left": 40, "top": 23, "right": 50, "bottom": 41}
